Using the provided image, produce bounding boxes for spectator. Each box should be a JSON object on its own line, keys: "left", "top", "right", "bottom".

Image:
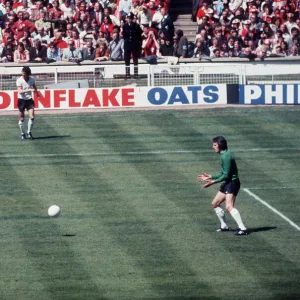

{"left": 152, "top": 3, "right": 163, "bottom": 30}
{"left": 62, "top": 39, "right": 82, "bottom": 63}
{"left": 220, "top": 41, "right": 228, "bottom": 55}
{"left": 94, "top": 41, "right": 109, "bottom": 61}
{"left": 79, "top": 21, "right": 91, "bottom": 39}
{"left": 91, "top": 2, "right": 103, "bottom": 26}
{"left": 29, "top": 0, "right": 44, "bottom": 21}
{"left": 192, "top": 0, "right": 211, "bottom": 22}
{"left": 11, "top": 11, "right": 36, "bottom": 41}
{"left": 148, "top": 1, "right": 157, "bottom": 17}
{"left": 142, "top": 28, "right": 159, "bottom": 64}
{"left": 219, "top": 9, "right": 232, "bottom": 26}
{"left": 159, "top": 7, "right": 174, "bottom": 40}
{"left": 82, "top": 39, "right": 96, "bottom": 60}
{"left": 71, "top": 29, "right": 83, "bottom": 49}
{"left": 173, "top": 29, "right": 188, "bottom": 58}
{"left": 74, "top": 2, "right": 91, "bottom": 22}
{"left": 33, "top": 27, "right": 50, "bottom": 46}
{"left": 261, "top": 4, "right": 274, "bottom": 23}
{"left": 289, "top": 45, "right": 298, "bottom": 56}
{"left": 138, "top": 4, "right": 152, "bottom": 29}
{"left": 2, "top": 20, "right": 11, "bottom": 37}
{"left": 158, "top": 36, "right": 174, "bottom": 57}
{"left": 209, "top": 37, "right": 219, "bottom": 56}
{"left": 119, "top": 0, "right": 132, "bottom": 19}
{"left": 90, "top": 19, "right": 100, "bottom": 32}
{"left": 103, "top": 7, "right": 120, "bottom": 26}
{"left": 61, "top": 0, "right": 75, "bottom": 19}
{"left": 196, "top": 1, "right": 210, "bottom": 24}
{"left": 240, "top": 47, "right": 256, "bottom": 60}
{"left": 35, "top": 11, "right": 51, "bottom": 33}
{"left": 46, "top": 41, "right": 61, "bottom": 63}
{"left": 0, "top": 41, "right": 15, "bottom": 62}
{"left": 14, "top": 41, "right": 30, "bottom": 63}
{"left": 211, "top": 47, "right": 221, "bottom": 58}
{"left": 29, "top": 39, "right": 47, "bottom": 62}
{"left": 280, "top": 40, "right": 289, "bottom": 55}
{"left": 100, "top": 15, "right": 114, "bottom": 35}
{"left": 233, "top": 40, "right": 242, "bottom": 56}
{"left": 109, "top": 29, "right": 124, "bottom": 61}
{"left": 279, "top": 24, "right": 292, "bottom": 44}
{"left": 193, "top": 38, "right": 209, "bottom": 58}
{"left": 256, "top": 40, "right": 271, "bottom": 59}
{"left": 272, "top": 44, "right": 285, "bottom": 56}
{"left": 12, "top": 0, "right": 25, "bottom": 14}
{"left": 52, "top": 29, "right": 68, "bottom": 49}
{"left": 48, "top": 0, "right": 64, "bottom": 20}
{"left": 19, "top": 30, "right": 34, "bottom": 50}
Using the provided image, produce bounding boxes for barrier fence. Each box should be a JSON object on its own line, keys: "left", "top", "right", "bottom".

{"left": 1, "top": 62, "right": 300, "bottom": 91}
{"left": 1, "top": 83, "right": 299, "bottom": 111}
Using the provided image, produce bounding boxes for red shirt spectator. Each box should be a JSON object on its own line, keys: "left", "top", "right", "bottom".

{"left": 52, "top": 30, "right": 68, "bottom": 49}
{"left": 196, "top": 1, "right": 210, "bottom": 22}
{"left": 11, "top": 11, "right": 36, "bottom": 41}
{"left": 148, "top": 1, "right": 157, "bottom": 17}
{"left": 100, "top": 16, "right": 114, "bottom": 35}
{"left": 48, "top": 0, "right": 64, "bottom": 19}
{"left": 74, "top": 2, "right": 91, "bottom": 21}
{"left": 12, "top": 0, "right": 25, "bottom": 12}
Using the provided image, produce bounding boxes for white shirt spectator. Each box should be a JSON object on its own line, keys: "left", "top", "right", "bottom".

{"left": 61, "top": 1, "right": 75, "bottom": 19}
{"left": 138, "top": 7, "right": 152, "bottom": 27}
{"left": 152, "top": 10, "right": 163, "bottom": 26}
{"left": 33, "top": 32, "right": 51, "bottom": 46}
{"left": 229, "top": 0, "right": 243, "bottom": 12}
{"left": 119, "top": 0, "right": 132, "bottom": 16}
{"left": 109, "top": 14, "right": 120, "bottom": 26}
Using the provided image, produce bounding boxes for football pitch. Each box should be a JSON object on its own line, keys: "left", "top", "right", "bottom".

{"left": 0, "top": 106, "right": 300, "bottom": 300}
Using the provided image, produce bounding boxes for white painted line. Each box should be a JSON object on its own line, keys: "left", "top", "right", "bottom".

{"left": 245, "top": 186, "right": 300, "bottom": 190}
{"left": 2, "top": 147, "right": 300, "bottom": 159}
{"left": 243, "top": 188, "right": 300, "bottom": 231}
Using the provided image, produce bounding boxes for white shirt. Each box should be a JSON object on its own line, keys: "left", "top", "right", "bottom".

{"left": 16, "top": 76, "right": 36, "bottom": 100}
{"left": 152, "top": 11, "right": 163, "bottom": 25}
{"left": 60, "top": 3, "right": 75, "bottom": 19}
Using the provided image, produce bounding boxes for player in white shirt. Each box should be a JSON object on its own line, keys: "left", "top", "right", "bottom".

{"left": 16, "top": 66, "right": 39, "bottom": 140}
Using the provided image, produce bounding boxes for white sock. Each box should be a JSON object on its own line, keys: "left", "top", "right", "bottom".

{"left": 214, "top": 207, "right": 228, "bottom": 229}
{"left": 18, "top": 120, "right": 25, "bottom": 135}
{"left": 28, "top": 118, "right": 34, "bottom": 133}
{"left": 230, "top": 208, "right": 247, "bottom": 231}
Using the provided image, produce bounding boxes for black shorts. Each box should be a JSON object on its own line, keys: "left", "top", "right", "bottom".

{"left": 18, "top": 98, "right": 34, "bottom": 112}
{"left": 220, "top": 179, "right": 241, "bottom": 196}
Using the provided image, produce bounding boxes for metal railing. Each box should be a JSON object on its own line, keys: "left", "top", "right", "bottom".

{"left": 1, "top": 61, "right": 300, "bottom": 90}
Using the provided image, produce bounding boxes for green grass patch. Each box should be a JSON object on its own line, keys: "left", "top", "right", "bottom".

{"left": 0, "top": 107, "right": 300, "bottom": 300}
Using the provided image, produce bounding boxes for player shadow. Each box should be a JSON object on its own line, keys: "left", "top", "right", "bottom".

{"left": 247, "top": 226, "right": 277, "bottom": 234}
{"left": 33, "top": 135, "right": 71, "bottom": 140}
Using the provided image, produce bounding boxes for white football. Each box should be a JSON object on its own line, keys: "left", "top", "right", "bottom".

{"left": 48, "top": 205, "right": 61, "bottom": 217}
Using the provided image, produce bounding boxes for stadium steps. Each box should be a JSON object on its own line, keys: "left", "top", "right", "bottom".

{"left": 169, "top": 0, "right": 197, "bottom": 42}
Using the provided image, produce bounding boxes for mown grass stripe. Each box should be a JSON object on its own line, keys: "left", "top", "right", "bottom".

{"left": 2, "top": 147, "right": 300, "bottom": 158}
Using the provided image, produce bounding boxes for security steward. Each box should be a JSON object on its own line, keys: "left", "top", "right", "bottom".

{"left": 123, "top": 12, "right": 143, "bottom": 79}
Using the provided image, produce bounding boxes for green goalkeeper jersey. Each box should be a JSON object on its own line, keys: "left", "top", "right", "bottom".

{"left": 211, "top": 150, "right": 239, "bottom": 183}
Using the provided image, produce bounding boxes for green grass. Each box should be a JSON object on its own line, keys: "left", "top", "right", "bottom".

{"left": 0, "top": 107, "right": 300, "bottom": 300}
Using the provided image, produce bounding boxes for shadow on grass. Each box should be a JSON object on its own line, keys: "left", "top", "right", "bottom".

{"left": 247, "top": 226, "right": 277, "bottom": 234}
{"left": 33, "top": 135, "right": 71, "bottom": 140}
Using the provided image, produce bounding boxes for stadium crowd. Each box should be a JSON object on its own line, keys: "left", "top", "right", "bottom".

{"left": 0, "top": 0, "right": 299, "bottom": 64}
